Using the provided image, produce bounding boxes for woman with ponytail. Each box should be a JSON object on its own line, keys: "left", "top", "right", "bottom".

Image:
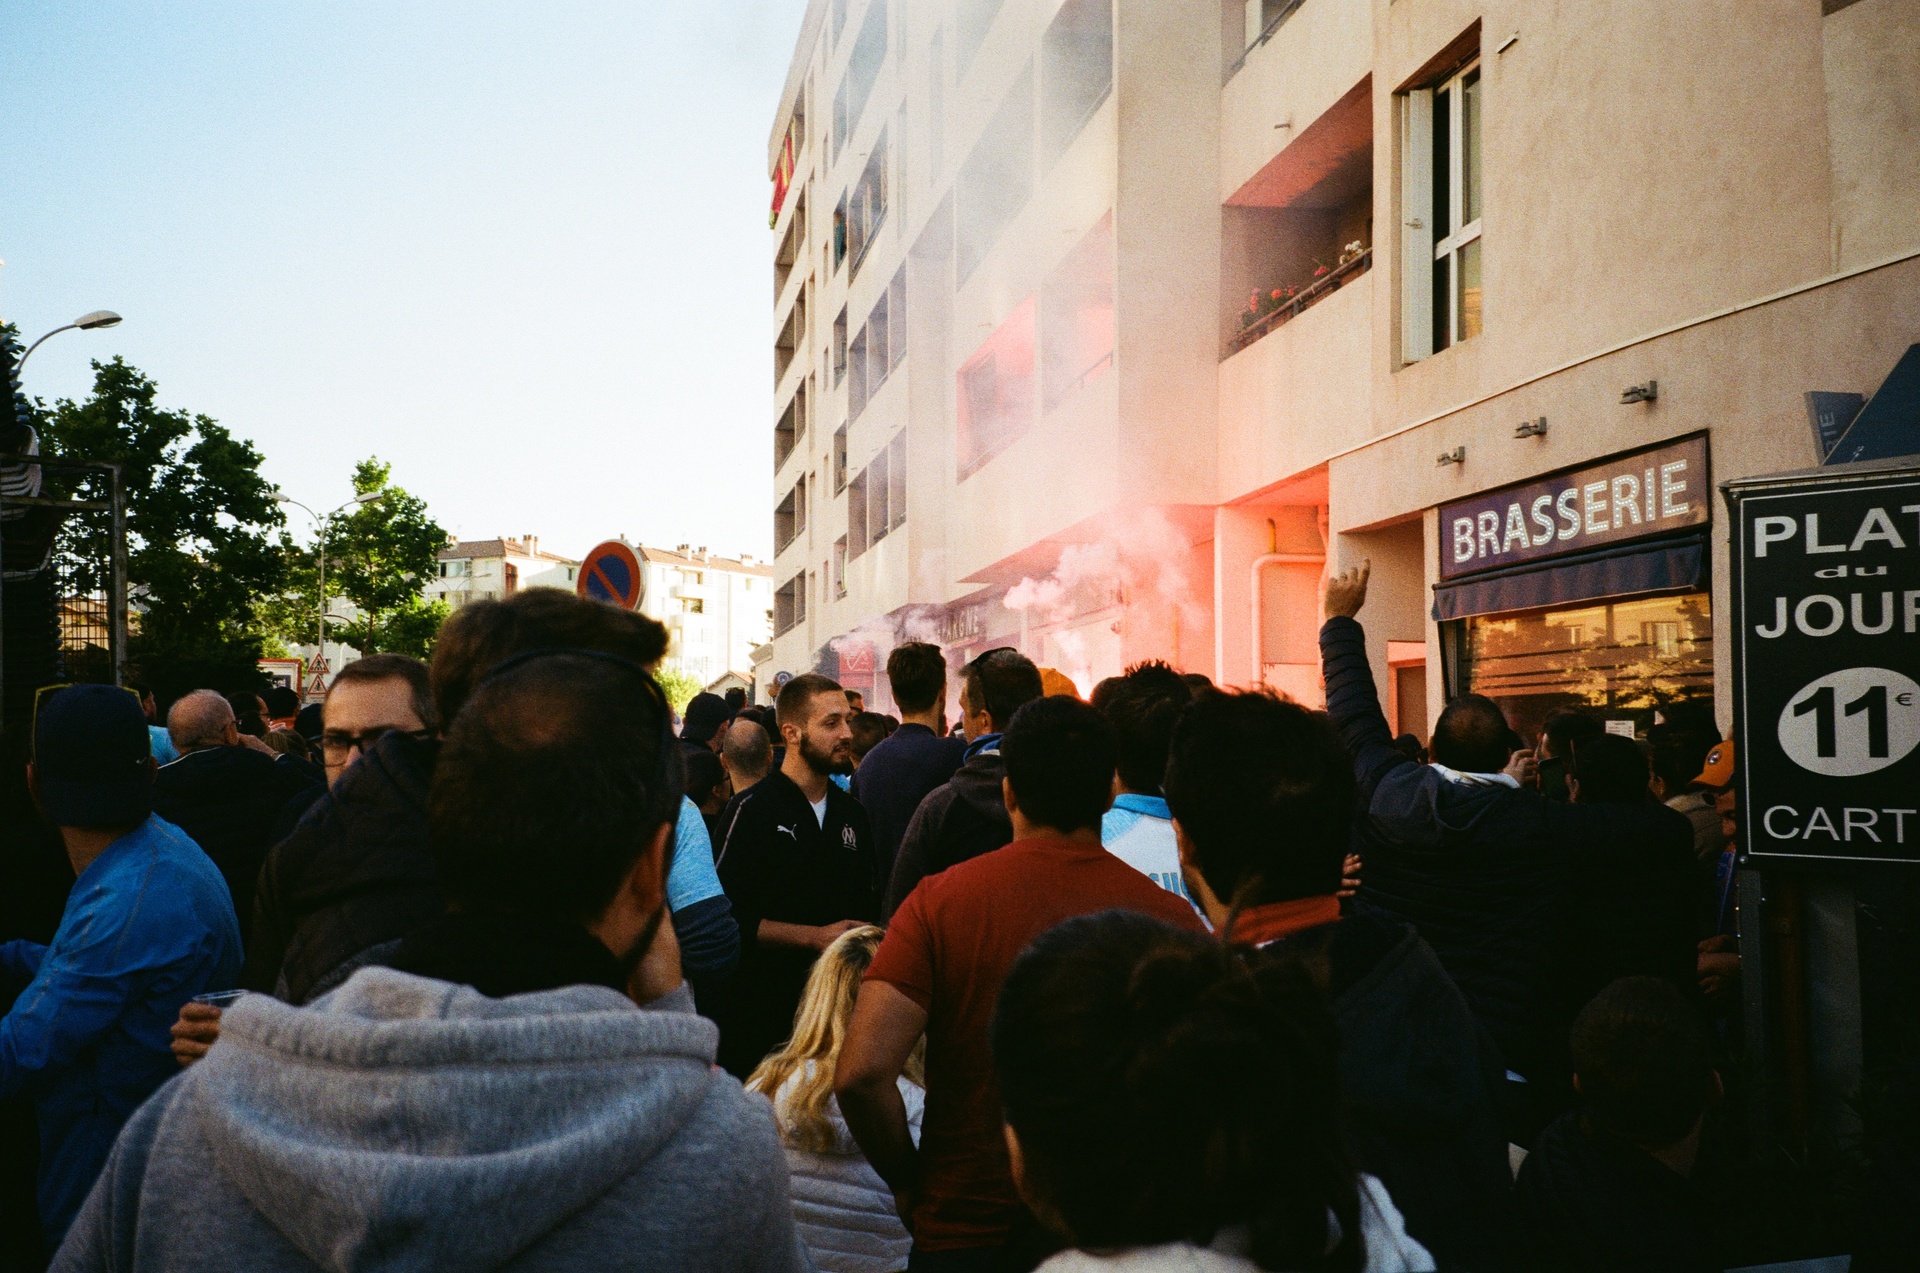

{"left": 991, "top": 910, "right": 1432, "bottom": 1272}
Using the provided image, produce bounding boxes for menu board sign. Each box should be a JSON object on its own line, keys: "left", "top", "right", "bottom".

{"left": 1440, "top": 436, "right": 1711, "bottom": 580}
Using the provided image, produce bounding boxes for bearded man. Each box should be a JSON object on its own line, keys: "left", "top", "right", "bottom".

{"left": 711, "top": 673, "right": 879, "bottom": 1077}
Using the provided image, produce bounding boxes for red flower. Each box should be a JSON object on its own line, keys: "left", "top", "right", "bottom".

{"left": 1314, "top": 265, "right": 1329, "bottom": 277}
{"left": 1270, "top": 288, "right": 1284, "bottom": 300}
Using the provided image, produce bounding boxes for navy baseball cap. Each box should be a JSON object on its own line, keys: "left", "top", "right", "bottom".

{"left": 33, "top": 684, "right": 154, "bottom": 827}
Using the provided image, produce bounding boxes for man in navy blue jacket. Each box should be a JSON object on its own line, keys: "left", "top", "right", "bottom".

{"left": 1320, "top": 561, "right": 1695, "bottom": 1139}
{"left": 848, "top": 641, "right": 964, "bottom": 888}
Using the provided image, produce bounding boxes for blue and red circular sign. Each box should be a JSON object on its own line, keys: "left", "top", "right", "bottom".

{"left": 577, "top": 540, "right": 644, "bottom": 610}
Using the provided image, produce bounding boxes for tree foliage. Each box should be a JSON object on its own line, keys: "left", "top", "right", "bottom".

{"left": 653, "top": 664, "right": 704, "bottom": 715}
{"left": 325, "top": 458, "right": 448, "bottom": 657}
{"left": 34, "top": 357, "right": 286, "bottom": 701}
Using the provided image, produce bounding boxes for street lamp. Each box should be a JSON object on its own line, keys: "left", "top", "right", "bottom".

{"left": 17, "top": 311, "right": 124, "bottom": 373}
{"left": 274, "top": 489, "right": 388, "bottom": 684}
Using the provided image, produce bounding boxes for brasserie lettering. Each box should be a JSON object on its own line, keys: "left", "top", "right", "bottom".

{"left": 1450, "top": 457, "right": 1696, "bottom": 565}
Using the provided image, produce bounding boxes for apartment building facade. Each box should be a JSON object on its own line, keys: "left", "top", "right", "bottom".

{"left": 629, "top": 543, "right": 776, "bottom": 689}
{"left": 427, "top": 536, "right": 580, "bottom": 608}
{"left": 766, "top": 0, "right": 1919, "bottom": 736}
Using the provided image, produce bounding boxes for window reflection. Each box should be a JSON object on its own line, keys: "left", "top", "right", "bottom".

{"left": 1462, "top": 591, "right": 1712, "bottom": 744}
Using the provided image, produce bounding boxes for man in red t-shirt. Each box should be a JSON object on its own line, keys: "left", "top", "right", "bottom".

{"left": 837, "top": 696, "right": 1207, "bottom": 1269}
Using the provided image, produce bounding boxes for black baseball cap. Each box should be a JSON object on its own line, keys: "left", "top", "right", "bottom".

{"left": 33, "top": 684, "right": 154, "bottom": 827}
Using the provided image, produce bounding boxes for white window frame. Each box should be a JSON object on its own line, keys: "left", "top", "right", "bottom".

{"left": 1401, "top": 56, "right": 1481, "bottom": 363}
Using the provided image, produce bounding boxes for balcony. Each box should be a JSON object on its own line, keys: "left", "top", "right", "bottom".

{"left": 1225, "top": 245, "right": 1369, "bottom": 358}
{"left": 1217, "top": 265, "right": 1373, "bottom": 503}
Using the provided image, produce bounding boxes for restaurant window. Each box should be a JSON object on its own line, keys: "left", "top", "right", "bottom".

{"left": 1400, "top": 56, "right": 1481, "bottom": 361}
{"left": 1444, "top": 591, "right": 1713, "bottom": 747}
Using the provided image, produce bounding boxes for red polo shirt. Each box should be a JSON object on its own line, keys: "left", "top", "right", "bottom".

{"left": 866, "top": 835, "right": 1208, "bottom": 1251}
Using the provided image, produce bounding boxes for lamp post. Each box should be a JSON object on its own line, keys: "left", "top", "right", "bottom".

{"left": 17, "top": 311, "right": 123, "bottom": 373}
{"left": 274, "top": 489, "right": 388, "bottom": 685}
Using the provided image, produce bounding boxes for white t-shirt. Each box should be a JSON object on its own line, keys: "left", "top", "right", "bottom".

{"left": 809, "top": 795, "right": 829, "bottom": 828}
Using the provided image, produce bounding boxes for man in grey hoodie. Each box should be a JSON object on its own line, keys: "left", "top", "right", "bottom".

{"left": 54, "top": 651, "right": 810, "bottom": 1273}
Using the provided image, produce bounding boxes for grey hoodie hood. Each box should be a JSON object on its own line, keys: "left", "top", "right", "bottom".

{"left": 197, "top": 968, "right": 720, "bottom": 1272}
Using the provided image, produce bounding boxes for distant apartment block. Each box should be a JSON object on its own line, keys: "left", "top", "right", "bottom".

{"left": 427, "top": 536, "right": 579, "bottom": 608}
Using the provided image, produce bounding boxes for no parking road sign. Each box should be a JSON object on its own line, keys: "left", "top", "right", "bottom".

{"left": 577, "top": 540, "right": 645, "bottom": 610}
{"left": 1725, "top": 458, "right": 1920, "bottom": 865}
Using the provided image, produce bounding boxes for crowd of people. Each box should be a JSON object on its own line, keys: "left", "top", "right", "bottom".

{"left": 0, "top": 563, "right": 1759, "bottom": 1272}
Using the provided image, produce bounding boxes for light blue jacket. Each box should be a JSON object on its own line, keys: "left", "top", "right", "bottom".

{"left": 0, "top": 814, "right": 241, "bottom": 1247}
{"left": 1101, "top": 793, "right": 1204, "bottom": 920}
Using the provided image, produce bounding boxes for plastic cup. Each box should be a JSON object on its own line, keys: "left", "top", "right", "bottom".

{"left": 191, "top": 989, "right": 248, "bottom": 1009}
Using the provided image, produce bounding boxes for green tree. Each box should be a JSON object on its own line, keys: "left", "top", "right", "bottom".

{"left": 34, "top": 357, "right": 287, "bottom": 700}
{"left": 325, "top": 458, "right": 448, "bottom": 657}
{"left": 653, "top": 665, "right": 703, "bottom": 715}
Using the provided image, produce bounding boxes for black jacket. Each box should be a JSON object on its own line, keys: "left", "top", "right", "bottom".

{"left": 1321, "top": 616, "right": 1696, "bottom": 1084}
{"left": 713, "top": 769, "right": 879, "bottom": 1076}
{"left": 882, "top": 742, "right": 1011, "bottom": 920}
{"left": 1264, "top": 912, "right": 1516, "bottom": 1273}
{"left": 153, "top": 746, "right": 319, "bottom": 933}
{"left": 850, "top": 724, "right": 966, "bottom": 888}
{"left": 1515, "top": 1111, "right": 1716, "bottom": 1273}
{"left": 241, "top": 732, "right": 442, "bottom": 1004}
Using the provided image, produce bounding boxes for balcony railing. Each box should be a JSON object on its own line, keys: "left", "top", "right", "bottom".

{"left": 1223, "top": 246, "right": 1371, "bottom": 360}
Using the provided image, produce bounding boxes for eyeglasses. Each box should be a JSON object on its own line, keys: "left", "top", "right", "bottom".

{"left": 321, "top": 727, "right": 434, "bottom": 761}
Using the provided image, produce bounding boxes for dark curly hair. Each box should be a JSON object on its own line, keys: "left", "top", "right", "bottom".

{"left": 992, "top": 910, "right": 1363, "bottom": 1271}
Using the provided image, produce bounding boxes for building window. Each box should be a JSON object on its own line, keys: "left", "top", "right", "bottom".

{"left": 683, "top": 597, "right": 705, "bottom": 614}
{"left": 1400, "top": 56, "right": 1481, "bottom": 361}
{"left": 834, "top": 424, "right": 849, "bottom": 491}
{"left": 833, "top": 536, "right": 848, "bottom": 597}
{"left": 849, "top": 266, "right": 907, "bottom": 424}
{"left": 503, "top": 563, "right": 518, "bottom": 596}
{"left": 1040, "top": 0, "right": 1111, "bottom": 168}
{"left": 850, "top": 325, "right": 870, "bottom": 419}
{"left": 887, "top": 431, "right": 907, "bottom": 531}
{"left": 846, "top": 131, "right": 889, "bottom": 276}
{"left": 957, "top": 0, "right": 1001, "bottom": 75}
{"left": 848, "top": 468, "right": 869, "bottom": 559}
{"left": 775, "top": 478, "right": 806, "bottom": 553}
{"left": 957, "top": 67, "right": 1034, "bottom": 285}
{"left": 1040, "top": 212, "right": 1115, "bottom": 410}
{"left": 957, "top": 295, "right": 1036, "bottom": 477}
{"left": 928, "top": 29, "right": 945, "bottom": 177}
{"left": 833, "top": 1, "right": 888, "bottom": 160}
{"left": 867, "top": 444, "right": 891, "bottom": 546}
{"left": 833, "top": 199, "right": 848, "bottom": 269}
{"left": 833, "top": 307, "right": 848, "bottom": 383}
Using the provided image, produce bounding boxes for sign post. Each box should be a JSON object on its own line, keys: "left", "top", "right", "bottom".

{"left": 577, "top": 540, "right": 645, "bottom": 611}
{"left": 1724, "top": 457, "right": 1920, "bottom": 866}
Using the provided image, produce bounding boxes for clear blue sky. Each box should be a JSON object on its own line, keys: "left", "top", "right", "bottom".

{"left": 2, "top": 1, "right": 807, "bottom": 561}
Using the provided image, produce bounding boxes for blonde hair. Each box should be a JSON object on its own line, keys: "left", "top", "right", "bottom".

{"left": 748, "top": 925, "right": 922, "bottom": 1152}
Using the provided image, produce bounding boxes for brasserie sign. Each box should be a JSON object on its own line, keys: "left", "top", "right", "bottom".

{"left": 1440, "top": 436, "right": 1711, "bottom": 580}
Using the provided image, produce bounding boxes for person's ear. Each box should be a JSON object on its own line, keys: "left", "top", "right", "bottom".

{"left": 1567, "top": 776, "right": 1581, "bottom": 802}
{"left": 1002, "top": 1124, "right": 1031, "bottom": 1199}
{"left": 621, "top": 821, "right": 674, "bottom": 916}
{"left": 1002, "top": 775, "right": 1020, "bottom": 818}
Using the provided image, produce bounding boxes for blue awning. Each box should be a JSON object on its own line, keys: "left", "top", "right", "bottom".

{"left": 1432, "top": 533, "right": 1708, "bottom": 621}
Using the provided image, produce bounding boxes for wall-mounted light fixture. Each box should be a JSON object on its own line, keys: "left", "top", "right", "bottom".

{"left": 1620, "top": 380, "right": 1658, "bottom": 404}
{"left": 1513, "top": 417, "right": 1548, "bottom": 438}
{"left": 1437, "top": 447, "right": 1466, "bottom": 466}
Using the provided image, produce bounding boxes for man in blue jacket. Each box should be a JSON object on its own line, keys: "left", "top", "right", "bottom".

{"left": 2, "top": 684, "right": 241, "bottom": 1249}
{"left": 1320, "top": 561, "right": 1695, "bottom": 1143}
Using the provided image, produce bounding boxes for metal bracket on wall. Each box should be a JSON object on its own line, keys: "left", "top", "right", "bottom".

{"left": 1437, "top": 446, "right": 1466, "bottom": 466}
{"left": 1513, "top": 417, "right": 1549, "bottom": 438}
{"left": 1620, "top": 380, "right": 1659, "bottom": 404}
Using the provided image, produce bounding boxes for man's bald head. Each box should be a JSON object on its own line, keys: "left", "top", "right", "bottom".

{"left": 168, "top": 690, "right": 238, "bottom": 754}
{"left": 720, "top": 719, "right": 773, "bottom": 784}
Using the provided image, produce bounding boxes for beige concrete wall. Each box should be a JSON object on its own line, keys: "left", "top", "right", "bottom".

{"left": 1822, "top": 0, "right": 1920, "bottom": 269}
{"left": 1116, "top": 0, "right": 1224, "bottom": 507}
{"left": 1375, "top": 0, "right": 1837, "bottom": 432}
{"left": 1221, "top": 0, "right": 1373, "bottom": 201}
{"left": 1217, "top": 271, "right": 1375, "bottom": 502}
